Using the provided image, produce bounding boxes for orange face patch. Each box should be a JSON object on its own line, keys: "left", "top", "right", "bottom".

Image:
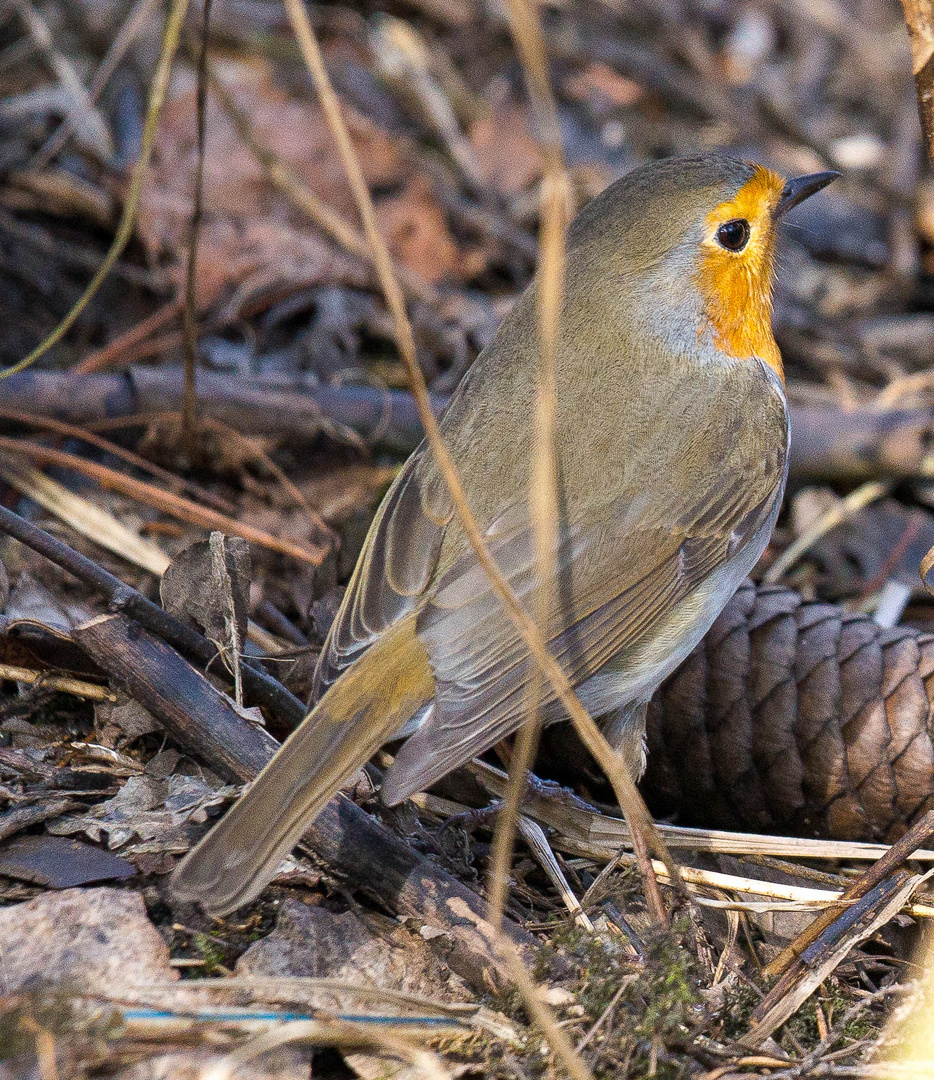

{"left": 695, "top": 165, "right": 786, "bottom": 380}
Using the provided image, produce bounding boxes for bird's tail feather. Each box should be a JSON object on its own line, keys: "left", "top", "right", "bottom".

{"left": 171, "top": 618, "right": 434, "bottom": 915}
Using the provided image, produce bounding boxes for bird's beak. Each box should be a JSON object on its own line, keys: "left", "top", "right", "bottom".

{"left": 774, "top": 170, "right": 840, "bottom": 218}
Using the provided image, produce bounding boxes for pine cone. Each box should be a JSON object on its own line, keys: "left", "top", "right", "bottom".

{"left": 642, "top": 580, "right": 934, "bottom": 842}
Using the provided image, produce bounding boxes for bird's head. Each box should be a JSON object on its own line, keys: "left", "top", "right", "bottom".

{"left": 566, "top": 155, "right": 838, "bottom": 381}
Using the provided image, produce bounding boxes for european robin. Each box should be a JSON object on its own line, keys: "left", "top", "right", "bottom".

{"left": 173, "top": 154, "right": 837, "bottom": 914}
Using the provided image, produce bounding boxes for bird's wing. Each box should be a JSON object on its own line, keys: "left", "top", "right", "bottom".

{"left": 316, "top": 362, "right": 788, "bottom": 805}
{"left": 314, "top": 446, "right": 451, "bottom": 695}
{"left": 380, "top": 411, "right": 788, "bottom": 803}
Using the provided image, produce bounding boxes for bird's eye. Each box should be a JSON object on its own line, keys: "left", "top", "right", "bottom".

{"left": 715, "top": 219, "right": 750, "bottom": 251}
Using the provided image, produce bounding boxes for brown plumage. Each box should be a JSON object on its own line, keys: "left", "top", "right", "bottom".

{"left": 172, "top": 154, "right": 837, "bottom": 916}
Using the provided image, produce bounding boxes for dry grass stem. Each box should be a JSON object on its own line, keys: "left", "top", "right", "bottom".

{"left": 487, "top": 0, "right": 569, "bottom": 931}
{"left": 518, "top": 815, "right": 595, "bottom": 929}
{"left": 0, "top": 406, "right": 238, "bottom": 515}
{"left": 2, "top": 0, "right": 191, "bottom": 380}
{"left": 74, "top": 297, "right": 183, "bottom": 374}
{"left": 0, "top": 438, "right": 328, "bottom": 565}
{"left": 12, "top": 0, "right": 112, "bottom": 161}
{"left": 764, "top": 479, "right": 892, "bottom": 582}
{"left": 181, "top": 0, "right": 214, "bottom": 453}
{"left": 203, "top": 1018, "right": 451, "bottom": 1080}
{"left": 0, "top": 458, "right": 171, "bottom": 575}
{"left": 0, "top": 664, "right": 115, "bottom": 701}
{"left": 643, "top": 858, "right": 934, "bottom": 918}
{"left": 286, "top": 0, "right": 682, "bottom": 945}
{"left": 32, "top": 0, "right": 158, "bottom": 167}
{"left": 901, "top": 0, "right": 934, "bottom": 166}
{"left": 470, "top": 760, "right": 934, "bottom": 861}
{"left": 279, "top": 6, "right": 603, "bottom": 1075}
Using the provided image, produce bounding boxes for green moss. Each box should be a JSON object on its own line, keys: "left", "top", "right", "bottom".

{"left": 537, "top": 921, "right": 703, "bottom": 1078}
{"left": 192, "top": 931, "right": 229, "bottom": 975}
{"left": 715, "top": 981, "right": 761, "bottom": 1042}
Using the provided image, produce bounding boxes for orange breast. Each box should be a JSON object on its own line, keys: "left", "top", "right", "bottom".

{"left": 695, "top": 166, "right": 785, "bottom": 381}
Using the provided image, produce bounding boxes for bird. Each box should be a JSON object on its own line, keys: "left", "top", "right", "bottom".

{"left": 172, "top": 154, "right": 838, "bottom": 915}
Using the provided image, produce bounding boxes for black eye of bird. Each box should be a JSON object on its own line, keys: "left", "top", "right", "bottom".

{"left": 715, "top": 219, "right": 750, "bottom": 252}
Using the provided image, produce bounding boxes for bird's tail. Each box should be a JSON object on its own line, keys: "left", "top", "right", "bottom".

{"left": 171, "top": 618, "right": 434, "bottom": 915}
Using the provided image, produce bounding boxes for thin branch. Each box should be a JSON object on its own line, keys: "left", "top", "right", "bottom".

{"left": 901, "top": 0, "right": 934, "bottom": 167}
{"left": 181, "top": 0, "right": 213, "bottom": 455}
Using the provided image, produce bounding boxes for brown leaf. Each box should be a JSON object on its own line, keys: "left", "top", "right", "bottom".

{"left": 375, "top": 175, "right": 460, "bottom": 284}
{"left": 137, "top": 62, "right": 466, "bottom": 307}
{"left": 160, "top": 533, "right": 251, "bottom": 671}
{"left": 0, "top": 835, "right": 135, "bottom": 888}
{"left": 468, "top": 97, "right": 543, "bottom": 195}
{"left": 563, "top": 62, "right": 643, "bottom": 112}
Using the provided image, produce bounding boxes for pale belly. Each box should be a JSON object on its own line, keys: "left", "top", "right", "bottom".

{"left": 394, "top": 482, "right": 783, "bottom": 760}
{"left": 575, "top": 496, "right": 781, "bottom": 721}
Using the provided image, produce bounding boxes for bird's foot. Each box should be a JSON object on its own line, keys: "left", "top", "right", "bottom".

{"left": 438, "top": 800, "right": 503, "bottom": 834}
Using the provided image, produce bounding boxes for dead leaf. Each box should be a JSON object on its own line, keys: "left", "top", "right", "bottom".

{"left": 469, "top": 96, "right": 542, "bottom": 195}
{"left": 0, "top": 835, "right": 135, "bottom": 888}
{"left": 137, "top": 60, "right": 467, "bottom": 308}
{"left": 48, "top": 773, "right": 236, "bottom": 852}
{"left": 375, "top": 175, "right": 460, "bottom": 284}
{"left": 161, "top": 533, "right": 251, "bottom": 701}
{"left": 95, "top": 696, "right": 160, "bottom": 749}
{"left": 563, "top": 62, "right": 643, "bottom": 112}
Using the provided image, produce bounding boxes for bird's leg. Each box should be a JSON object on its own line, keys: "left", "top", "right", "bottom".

{"left": 439, "top": 754, "right": 602, "bottom": 835}
{"left": 438, "top": 799, "right": 503, "bottom": 834}
{"left": 437, "top": 737, "right": 528, "bottom": 833}
{"left": 599, "top": 699, "right": 649, "bottom": 781}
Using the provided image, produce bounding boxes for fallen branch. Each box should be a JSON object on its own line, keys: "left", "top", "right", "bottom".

{"left": 0, "top": 369, "right": 928, "bottom": 473}
{"left": 0, "top": 502, "right": 307, "bottom": 729}
{"left": 0, "top": 368, "right": 439, "bottom": 455}
{"left": 741, "top": 868, "right": 932, "bottom": 1047}
{"left": 70, "top": 611, "right": 542, "bottom": 993}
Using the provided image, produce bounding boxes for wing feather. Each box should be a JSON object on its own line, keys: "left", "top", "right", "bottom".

{"left": 316, "top": 359, "right": 788, "bottom": 805}
{"left": 383, "top": 475, "right": 783, "bottom": 802}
